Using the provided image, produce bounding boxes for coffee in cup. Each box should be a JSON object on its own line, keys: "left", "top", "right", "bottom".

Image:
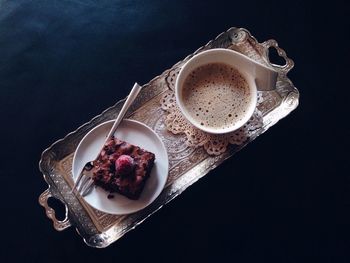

{"left": 181, "top": 62, "right": 251, "bottom": 131}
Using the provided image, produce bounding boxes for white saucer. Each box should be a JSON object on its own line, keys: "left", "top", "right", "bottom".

{"left": 72, "top": 119, "right": 169, "bottom": 215}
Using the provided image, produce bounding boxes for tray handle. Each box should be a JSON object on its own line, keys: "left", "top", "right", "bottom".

{"left": 38, "top": 189, "right": 71, "bottom": 231}
{"left": 261, "top": 39, "right": 294, "bottom": 75}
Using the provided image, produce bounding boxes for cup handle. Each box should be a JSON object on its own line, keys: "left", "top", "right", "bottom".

{"left": 254, "top": 63, "right": 278, "bottom": 91}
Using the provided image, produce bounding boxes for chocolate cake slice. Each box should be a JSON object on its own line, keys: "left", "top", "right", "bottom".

{"left": 92, "top": 136, "right": 155, "bottom": 200}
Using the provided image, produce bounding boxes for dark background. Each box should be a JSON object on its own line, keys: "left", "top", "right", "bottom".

{"left": 0, "top": 0, "right": 349, "bottom": 262}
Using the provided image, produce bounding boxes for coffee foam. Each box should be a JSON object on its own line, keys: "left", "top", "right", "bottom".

{"left": 181, "top": 63, "right": 251, "bottom": 131}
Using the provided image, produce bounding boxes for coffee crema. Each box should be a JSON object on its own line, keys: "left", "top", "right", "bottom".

{"left": 181, "top": 62, "right": 251, "bottom": 131}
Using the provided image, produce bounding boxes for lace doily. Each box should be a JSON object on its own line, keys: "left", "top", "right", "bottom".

{"left": 160, "top": 67, "right": 264, "bottom": 155}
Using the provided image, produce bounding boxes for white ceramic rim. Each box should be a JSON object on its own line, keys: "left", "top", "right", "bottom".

{"left": 175, "top": 48, "right": 258, "bottom": 134}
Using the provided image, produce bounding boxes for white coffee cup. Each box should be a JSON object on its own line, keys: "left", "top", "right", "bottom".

{"left": 175, "top": 48, "right": 278, "bottom": 134}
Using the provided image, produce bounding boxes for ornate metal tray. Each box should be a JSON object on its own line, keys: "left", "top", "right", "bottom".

{"left": 38, "top": 27, "right": 299, "bottom": 248}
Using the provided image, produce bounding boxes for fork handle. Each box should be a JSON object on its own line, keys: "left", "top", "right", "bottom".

{"left": 106, "top": 82, "right": 142, "bottom": 139}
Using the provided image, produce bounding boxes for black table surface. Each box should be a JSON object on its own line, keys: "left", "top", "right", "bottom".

{"left": 0, "top": 0, "right": 349, "bottom": 262}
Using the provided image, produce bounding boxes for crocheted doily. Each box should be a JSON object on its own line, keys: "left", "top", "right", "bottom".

{"left": 160, "top": 67, "right": 264, "bottom": 155}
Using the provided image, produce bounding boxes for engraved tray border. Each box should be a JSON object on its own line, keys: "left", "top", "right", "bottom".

{"left": 38, "top": 27, "right": 299, "bottom": 248}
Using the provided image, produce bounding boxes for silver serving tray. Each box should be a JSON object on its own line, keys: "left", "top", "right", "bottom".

{"left": 38, "top": 27, "right": 299, "bottom": 248}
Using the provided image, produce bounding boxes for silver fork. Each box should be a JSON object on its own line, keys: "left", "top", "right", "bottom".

{"left": 76, "top": 164, "right": 94, "bottom": 196}
{"left": 71, "top": 82, "right": 143, "bottom": 196}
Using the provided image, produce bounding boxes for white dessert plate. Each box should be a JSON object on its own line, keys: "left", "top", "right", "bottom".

{"left": 72, "top": 119, "right": 169, "bottom": 215}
